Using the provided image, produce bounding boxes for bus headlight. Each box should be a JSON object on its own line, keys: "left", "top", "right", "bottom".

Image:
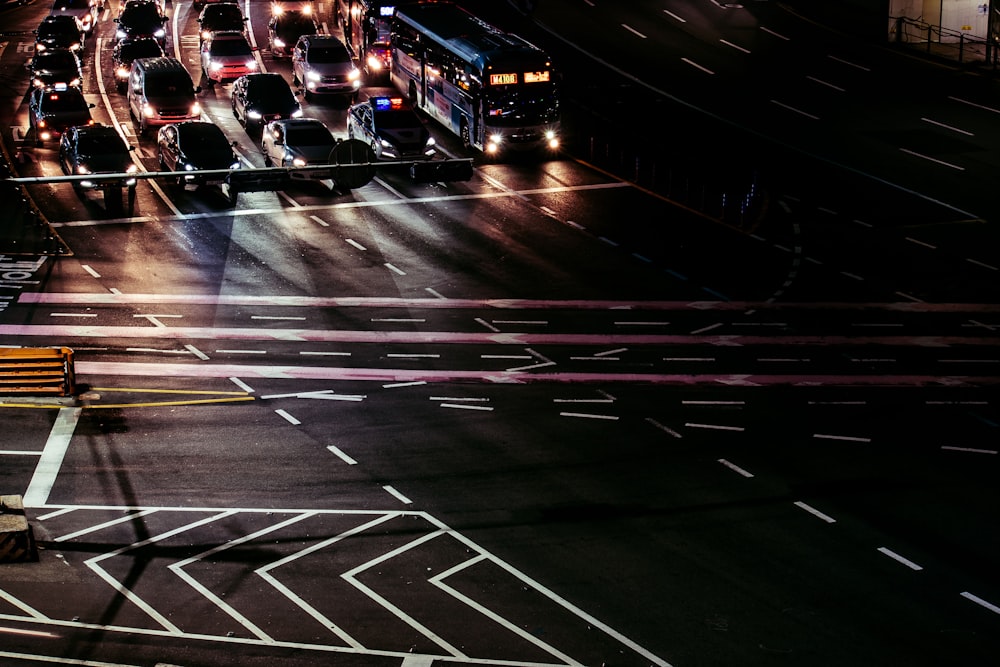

{"left": 545, "top": 130, "right": 559, "bottom": 150}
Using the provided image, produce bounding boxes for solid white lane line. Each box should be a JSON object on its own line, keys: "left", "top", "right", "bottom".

{"left": 23, "top": 408, "right": 81, "bottom": 507}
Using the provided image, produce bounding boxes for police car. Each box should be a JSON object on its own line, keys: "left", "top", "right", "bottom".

{"left": 346, "top": 96, "right": 435, "bottom": 161}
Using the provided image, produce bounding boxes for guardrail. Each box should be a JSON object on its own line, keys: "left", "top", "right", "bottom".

{"left": 0, "top": 347, "right": 76, "bottom": 396}
{"left": 890, "top": 15, "right": 992, "bottom": 66}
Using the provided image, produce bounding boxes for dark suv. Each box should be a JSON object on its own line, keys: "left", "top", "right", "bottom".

{"left": 114, "top": 0, "right": 167, "bottom": 47}
{"left": 34, "top": 14, "right": 86, "bottom": 53}
{"left": 197, "top": 2, "right": 246, "bottom": 42}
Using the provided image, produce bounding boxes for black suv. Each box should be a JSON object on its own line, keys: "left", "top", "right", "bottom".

{"left": 197, "top": 2, "right": 246, "bottom": 42}
{"left": 28, "top": 48, "right": 83, "bottom": 91}
{"left": 34, "top": 14, "right": 86, "bottom": 53}
{"left": 230, "top": 73, "right": 301, "bottom": 131}
{"left": 110, "top": 37, "right": 163, "bottom": 93}
{"left": 114, "top": 0, "right": 167, "bottom": 47}
{"left": 156, "top": 121, "right": 239, "bottom": 186}
{"left": 27, "top": 86, "right": 94, "bottom": 146}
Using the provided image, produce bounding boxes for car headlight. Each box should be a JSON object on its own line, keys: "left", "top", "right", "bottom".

{"left": 291, "top": 108, "right": 303, "bottom": 118}
{"left": 69, "top": 78, "right": 81, "bottom": 88}
{"left": 191, "top": 102, "right": 201, "bottom": 116}
{"left": 116, "top": 66, "right": 129, "bottom": 79}
{"left": 202, "top": 30, "right": 212, "bottom": 40}
{"left": 348, "top": 68, "right": 360, "bottom": 81}
{"left": 76, "top": 165, "right": 91, "bottom": 175}
{"left": 32, "top": 78, "right": 45, "bottom": 88}
{"left": 125, "top": 164, "right": 138, "bottom": 174}
{"left": 115, "top": 29, "right": 126, "bottom": 39}
{"left": 154, "top": 29, "right": 166, "bottom": 38}
{"left": 380, "top": 139, "right": 391, "bottom": 147}
{"left": 35, "top": 43, "right": 47, "bottom": 52}
{"left": 210, "top": 61, "right": 223, "bottom": 72}
{"left": 246, "top": 60, "right": 258, "bottom": 70}
{"left": 366, "top": 55, "right": 382, "bottom": 70}
{"left": 247, "top": 110, "right": 262, "bottom": 119}
{"left": 273, "top": 37, "right": 285, "bottom": 48}
{"left": 426, "top": 137, "right": 436, "bottom": 147}
{"left": 142, "top": 103, "right": 155, "bottom": 118}
{"left": 291, "top": 156, "right": 306, "bottom": 167}
{"left": 306, "top": 71, "right": 321, "bottom": 82}
{"left": 70, "top": 42, "right": 82, "bottom": 51}
{"left": 230, "top": 160, "right": 241, "bottom": 170}
{"left": 184, "top": 163, "right": 195, "bottom": 171}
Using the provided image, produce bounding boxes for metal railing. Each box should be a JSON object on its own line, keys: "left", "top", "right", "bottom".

{"left": 890, "top": 15, "right": 994, "bottom": 66}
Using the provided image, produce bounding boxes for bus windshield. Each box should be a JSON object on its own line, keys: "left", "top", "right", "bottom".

{"left": 485, "top": 85, "right": 558, "bottom": 126}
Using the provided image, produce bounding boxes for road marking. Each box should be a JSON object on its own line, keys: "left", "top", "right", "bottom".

{"left": 681, "top": 57, "right": 715, "bottom": 74}
{"left": 440, "top": 403, "right": 494, "bottom": 411}
{"left": 921, "top": 117, "right": 973, "bottom": 136}
{"left": 948, "top": 95, "right": 1000, "bottom": 114}
{"left": 813, "top": 433, "right": 871, "bottom": 442}
{"left": 793, "top": 501, "right": 836, "bottom": 523}
{"left": 941, "top": 445, "right": 997, "bottom": 454}
{"left": 645, "top": 418, "right": 682, "bottom": 437}
{"left": 720, "top": 39, "right": 750, "bottom": 54}
{"left": 806, "top": 75, "right": 845, "bottom": 92}
{"left": 622, "top": 23, "right": 647, "bottom": 38}
{"left": 50, "top": 313, "right": 97, "bottom": 318}
{"left": 663, "top": 9, "right": 685, "bottom": 22}
{"left": 770, "top": 100, "right": 820, "bottom": 119}
{"left": 877, "top": 547, "right": 923, "bottom": 570}
{"left": 961, "top": 591, "right": 1000, "bottom": 615}
{"left": 385, "top": 263, "right": 406, "bottom": 276}
{"left": 685, "top": 422, "right": 744, "bottom": 431}
{"left": 718, "top": 459, "right": 754, "bottom": 478}
{"left": 761, "top": 25, "right": 790, "bottom": 40}
{"left": 559, "top": 412, "right": 619, "bottom": 420}
{"left": 23, "top": 408, "right": 81, "bottom": 507}
{"left": 899, "top": 147, "right": 964, "bottom": 170}
{"left": 326, "top": 444, "right": 357, "bottom": 464}
{"left": 184, "top": 344, "right": 209, "bottom": 360}
{"left": 0, "top": 652, "right": 140, "bottom": 666}
{"left": 82, "top": 265, "right": 101, "bottom": 278}
{"left": 229, "top": 377, "right": 255, "bottom": 393}
{"left": 275, "top": 409, "right": 300, "bottom": 425}
{"left": 827, "top": 54, "right": 870, "bottom": 71}
{"left": 55, "top": 509, "right": 159, "bottom": 543}
{"left": 309, "top": 215, "right": 329, "bottom": 227}
{"left": 251, "top": 315, "right": 307, "bottom": 321}
{"left": 382, "top": 485, "right": 412, "bottom": 504}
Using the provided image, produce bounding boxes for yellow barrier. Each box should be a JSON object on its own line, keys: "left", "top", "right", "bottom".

{"left": 0, "top": 347, "right": 76, "bottom": 396}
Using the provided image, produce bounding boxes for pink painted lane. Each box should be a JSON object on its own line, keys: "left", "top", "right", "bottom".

{"left": 74, "top": 360, "right": 1000, "bottom": 386}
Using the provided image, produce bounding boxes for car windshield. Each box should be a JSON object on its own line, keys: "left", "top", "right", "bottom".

{"left": 119, "top": 41, "right": 162, "bottom": 60}
{"left": 38, "top": 23, "right": 78, "bottom": 39}
{"left": 39, "top": 92, "right": 87, "bottom": 111}
{"left": 36, "top": 52, "right": 79, "bottom": 69}
{"left": 278, "top": 16, "right": 315, "bottom": 35}
{"left": 373, "top": 110, "right": 421, "bottom": 130}
{"left": 307, "top": 47, "right": 350, "bottom": 63}
{"left": 205, "top": 5, "right": 243, "bottom": 21}
{"left": 251, "top": 77, "right": 292, "bottom": 98}
{"left": 285, "top": 125, "right": 334, "bottom": 146}
{"left": 146, "top": 72, "right": 192, "bottom": 92}
{"left": 120, "top": 5, "right": 161, "bottom": 24}
{"left": 77, "top": 133, "right": 126, "bottom": 155}
{"left": 178, "top": 126, "right": 232, "bottom": 152}
{"left": 210, "top": 38, "right": 251, "bottom": 56}
{"left": 52, "top": 0, "right": 91, "bottom": 9}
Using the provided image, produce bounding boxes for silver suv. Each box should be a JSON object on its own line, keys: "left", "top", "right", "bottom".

{"left": 290, "top": 34, "right": 360, "bottom": 102}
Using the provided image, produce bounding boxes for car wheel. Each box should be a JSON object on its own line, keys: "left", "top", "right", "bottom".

{"left": 371, "top": 140, "right": 379, "bottom": 157}
{"left": 263, "top": 152, "right": 272, "bottom": 167}
{"left": 292, "top": 72, "right": 300, "bottom": 87}
{"left": 304, "top": 89, "right": 313, "bottom": 103}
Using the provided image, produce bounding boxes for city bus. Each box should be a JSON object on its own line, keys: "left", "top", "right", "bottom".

{"left": 389, "top": 1, "right": 560, "bottom": 155}
{"left": 335, "top": 0, "right": 395, "bottom": 81}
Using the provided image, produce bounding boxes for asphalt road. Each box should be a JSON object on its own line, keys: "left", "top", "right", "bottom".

{"left": 1, "top": 1, "right": 999, "bottom": 666}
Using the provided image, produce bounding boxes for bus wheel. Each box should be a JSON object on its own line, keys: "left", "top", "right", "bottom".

{"left": 460, "top": 121, "right": 471, "bottom": 149}
{"left": 407, "top": 81, "right": 418, "bottom": 107}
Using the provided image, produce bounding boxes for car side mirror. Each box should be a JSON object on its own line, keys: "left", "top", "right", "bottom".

{"left": 194, "top": 85, "right": 202, "bottom": 93}
{"left": 88, "top": 103, "right": 96, "bottom": 108}
{"left": 230, "top": 140, "right": 238, "bottom": 147}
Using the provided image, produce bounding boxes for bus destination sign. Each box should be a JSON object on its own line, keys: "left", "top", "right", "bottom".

{"left": 489, "top": 72, "right": 518, "bottom": 85}
{"left": 524, "top": 71, "right": 550, "bottom": 83}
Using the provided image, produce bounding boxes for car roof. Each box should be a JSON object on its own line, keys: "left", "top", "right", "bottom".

{"left": 75, "top": 124, "right": 122, "bottom": 138}
{"left": 271, "top": 118, "right": 326, "bottom": 128}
